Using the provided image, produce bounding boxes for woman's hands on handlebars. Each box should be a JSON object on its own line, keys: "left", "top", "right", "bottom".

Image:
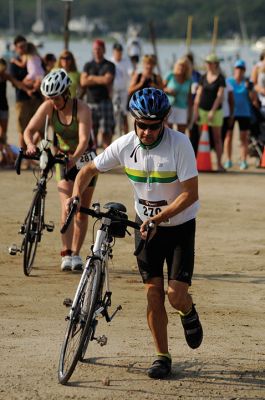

{"left": 65, "top": 196, "right": 80, "bottom": 214}
{"left": 26, "top": 143, "right": 38, "bottom": 156}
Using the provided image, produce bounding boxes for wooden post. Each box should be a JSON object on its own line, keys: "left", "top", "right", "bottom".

{"left": 186, "top": 16, "right": 193, "bottom": 52}
{"left": 62, "top": 0, "right": 73, "bottom": 50}
{"left": 211, "top": 16, "right": 219, "bottom": 53}
{"left": 149, "top": 20, "right": 162, "bottom": 77}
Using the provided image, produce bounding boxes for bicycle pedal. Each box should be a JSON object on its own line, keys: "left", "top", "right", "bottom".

{"left": 96, "top": 335, "right": 108, "bottom": 347}
{"left": 8, "top": 244, "right": 20, "bottom": 255}
{"left": 63, "top": 298, "right": 73, "bottom": 307}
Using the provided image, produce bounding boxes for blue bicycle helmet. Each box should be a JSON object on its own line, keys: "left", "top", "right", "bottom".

{"left": 129, "top": 88, "right": 171, "bottom": 120}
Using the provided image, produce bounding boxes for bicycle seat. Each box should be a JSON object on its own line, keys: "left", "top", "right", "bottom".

{"left": 103, "top": 202, "right": 127, "bottom": 213}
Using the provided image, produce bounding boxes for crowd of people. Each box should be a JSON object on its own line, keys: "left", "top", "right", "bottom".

{"left": 1, "top": 34, "right": 265, "bottom": 379}
{"left": 1, "top": 35, "right": 264, "bottom": 172}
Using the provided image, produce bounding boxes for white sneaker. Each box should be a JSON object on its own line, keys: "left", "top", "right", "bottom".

{"left": 61, "top": 255, "right": 72, "bottom": 271}
{"left": 72, "top": 255, "right": 83, "bottom": 272}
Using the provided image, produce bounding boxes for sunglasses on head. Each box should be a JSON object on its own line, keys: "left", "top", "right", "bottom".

{"left": 136, "top": 121, "right": 162, "bottom": 131}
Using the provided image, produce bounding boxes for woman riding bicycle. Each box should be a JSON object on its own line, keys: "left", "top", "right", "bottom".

{"left": 24, "top": 68, "right": 97, "bottom": 272}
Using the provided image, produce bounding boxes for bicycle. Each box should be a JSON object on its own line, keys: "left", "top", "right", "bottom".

{"left": 8, "top": 135, "right": 68, "bottom": 276}
{"left": 58, "top": 198, "right": 153, "bottom": 384}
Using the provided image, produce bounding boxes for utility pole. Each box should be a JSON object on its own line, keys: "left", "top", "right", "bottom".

{"left": 186, "top": 16, "right": 193, "bottom": 52}
{"left": 61, "top": 0, "right": 73, "bottom": 50}
{"left": 211, "top": 16, "right": 219, "bottom": 54}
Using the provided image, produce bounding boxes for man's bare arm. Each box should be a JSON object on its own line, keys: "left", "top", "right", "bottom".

{"left": 150, "top": 176, "right": 198, "bottom": 225}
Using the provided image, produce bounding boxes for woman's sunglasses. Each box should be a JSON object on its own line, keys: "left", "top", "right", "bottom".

{"left": 136, "top": 121, "right": 162, "bottom": 131}
{"left": 61, "top": 56, "right": 72, "bottom": 60}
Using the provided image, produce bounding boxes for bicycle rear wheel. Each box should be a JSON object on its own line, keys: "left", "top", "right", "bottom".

{"left": 58, "top": 259, "right": 102, "bottom": 385}
{"left": 23, "top": 191, "right": 43, "bottom": 276}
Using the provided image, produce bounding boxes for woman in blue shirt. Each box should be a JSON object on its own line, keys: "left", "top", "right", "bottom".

{"left": 224, "top": 60, "right": 253, "bottom": 170}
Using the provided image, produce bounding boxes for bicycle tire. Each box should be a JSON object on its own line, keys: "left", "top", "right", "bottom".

{"left": 23, "top": 191, "right": 43, "bottom": 276}
{"left": 58, "top": 259, "right": 102, "bottom": 385}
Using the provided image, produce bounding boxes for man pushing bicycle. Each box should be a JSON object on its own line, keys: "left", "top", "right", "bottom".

{"left": 66, "top": 87, "right": 203, "bottom": 379}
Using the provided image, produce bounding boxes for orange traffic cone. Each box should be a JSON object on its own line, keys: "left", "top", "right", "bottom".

{"left": 196, "top": 124, "right": 212, "bottom": 172}
{"left": 260, "top": 147, "right": 265, "bottom": 168}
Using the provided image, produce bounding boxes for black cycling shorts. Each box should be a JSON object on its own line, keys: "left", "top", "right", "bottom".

{"left": 135, "top": 216, "right": 196, "bottom": 285}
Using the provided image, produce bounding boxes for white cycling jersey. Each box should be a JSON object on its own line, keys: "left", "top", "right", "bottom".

{"left": 94, "top": 127, "right": 199, "bottom": 226}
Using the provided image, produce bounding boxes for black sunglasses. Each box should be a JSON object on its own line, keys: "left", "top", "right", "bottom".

{"left": 61, "top": 56, "right": 72, "bottom": 60}
{"left": 136, "top": 121, "right": 162, "bottom": 131}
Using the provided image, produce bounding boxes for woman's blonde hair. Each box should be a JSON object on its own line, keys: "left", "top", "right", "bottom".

{"left": 56, "top": 50, "right": 77, "bottom": 72}
{"left": 142, "top": 54, "right": 156, "bottom": 66}
{"left": 174, "top": 57, "right": 192, "bottom": 80}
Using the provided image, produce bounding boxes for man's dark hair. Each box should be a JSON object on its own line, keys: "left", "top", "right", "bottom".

{"left": 13, "top": 35, "right": 27, "bottom": 46}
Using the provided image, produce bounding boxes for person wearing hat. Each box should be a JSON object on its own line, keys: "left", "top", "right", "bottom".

{"left": 111, "top": 42, "right": 133, "bottom": 135}
{"left": 224, "top": 59, "right": 254, "bottom": 170}
{"left": 193, "top": 53, "right": 226, "bottom": 171}
{"left": 80, "top": 39, "right": 116, "bottom": 149}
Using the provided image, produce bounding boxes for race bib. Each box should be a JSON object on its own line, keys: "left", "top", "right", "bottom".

{"left": 76, "top": 150, "right": 96, "bottom": 170}
{"left": 138, "top": 198, "right": 171, "bottom": 224}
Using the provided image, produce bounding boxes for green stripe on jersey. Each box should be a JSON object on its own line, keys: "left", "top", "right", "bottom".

{"left": 125, "top": 167, "right": 178, "bottom": 183}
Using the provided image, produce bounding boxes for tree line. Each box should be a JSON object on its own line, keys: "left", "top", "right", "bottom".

{"left": 0, "top": 0, "right": 264, "bottom": 40}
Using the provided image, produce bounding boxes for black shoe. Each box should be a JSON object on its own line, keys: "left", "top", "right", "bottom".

{"left": 147, "top": 356, "right": 172, "bottom": 379}
{"left": 181, "top": 304, "right": 203, "bottom": 349}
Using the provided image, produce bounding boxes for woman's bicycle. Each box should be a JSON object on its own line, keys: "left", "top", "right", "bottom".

{"left": 8, "top": 141, "right": 68, "bottom": 276}
{"left": 58, "top": 198, "right": 153, "bottom": 384}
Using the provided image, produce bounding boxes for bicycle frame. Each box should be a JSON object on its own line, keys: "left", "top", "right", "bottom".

{"left": 9, "top": 147, "right": 67, "bottom": 274}
{"left": 69, "top": 216, "right": 112, "bottom": 322}
{"left": 58, "top": 201, "right": 152, "bottom": 384}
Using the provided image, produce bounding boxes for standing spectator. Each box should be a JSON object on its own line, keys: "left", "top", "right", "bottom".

{"left": 0, "top": 58, "right": 21, "bottom": 167}
{"left": 163, "top": 57, "right": 192, "bottom": 133}
{"left": 111, "top": 42, "right": 133, "bottom": 134}
{"left": 128, "top": 54, "right": 163, "bottom": 98}
{"left": 224, "top": 60, "right": 253, "bottom": 170}
{"left": 43, "top": 53, "right": 57, "bottom": 74}
{"left": 251, "top": 51, "right": 265, "bottom": 115}
{"left": 251, "top": 50, "right": 265, "bottom": 87}
{"left": 11, "top": 42, "right": 45, "bottom": 91}
{"left": 185, "top": 52, "right": 202, "bottom": 154}
{"left": 80, "top": 39, "right": 115, "bottom": 149}
{"left": 56, "top": 50, "right": 82, "bottom": 98}
{"left": 193, "top": 53, "right": 226, "bottom": 171}
{"left": 9, "top": 35, "right": 43, "bottom": 151}
{"left": 221, "top": 78, "right": 234, "bottom": 147}
{"left": 126, "top": 34, "right": 142, "bottom": 72}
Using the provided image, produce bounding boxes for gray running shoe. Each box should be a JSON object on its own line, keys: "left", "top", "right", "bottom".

{"left": 61, "top": 256, "right": 72, "bottom": 271}
{"left": 71, "top": 255, "right": 83, "bottom": 272}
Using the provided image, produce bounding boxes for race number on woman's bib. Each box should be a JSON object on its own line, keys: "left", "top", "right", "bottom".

{"left": 76, "top": 150, "right": 96, "bottom": 170}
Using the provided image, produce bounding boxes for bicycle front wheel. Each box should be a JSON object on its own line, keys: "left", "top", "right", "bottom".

{"left": 58, "top": 259, "right": 102, "bottom": 385}
{"left": 23, "top": 191, "right": 43, "bottom": 276}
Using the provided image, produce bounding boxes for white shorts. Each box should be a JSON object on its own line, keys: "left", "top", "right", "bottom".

{"left": 112, "top": 90, "right": 128, "bottom": 115}
{"left": 167, "top": 107, "right": 188, "bottom": 125}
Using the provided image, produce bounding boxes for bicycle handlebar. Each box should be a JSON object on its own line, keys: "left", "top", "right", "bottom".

{"left": 61, "top": 199, "right": 155, "bottom": 255}
{"left": 60, "top": 198, "right": 79, "bottom": 234}
{"left": 15, "top": 148, "right": 68, "bottom": 176}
